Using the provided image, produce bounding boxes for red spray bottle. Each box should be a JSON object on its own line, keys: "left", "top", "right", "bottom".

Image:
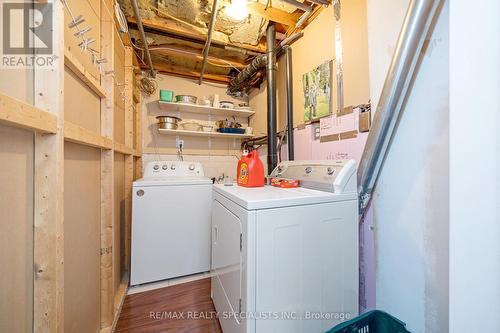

{"left": 237, "top": 149, "right": 265, "bottom": 187}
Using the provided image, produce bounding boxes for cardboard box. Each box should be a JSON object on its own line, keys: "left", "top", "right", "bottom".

{"left": 359, "top": 110, "right": 371, "bottom": 132}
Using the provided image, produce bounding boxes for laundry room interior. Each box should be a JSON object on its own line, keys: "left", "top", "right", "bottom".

{"left": 1, "top": 0, "right": 499, "bottom": 333}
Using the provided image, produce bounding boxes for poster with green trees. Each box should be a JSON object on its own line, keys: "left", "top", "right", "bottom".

{"left": 302, "top": 60, "right": 333, "bottom": 121}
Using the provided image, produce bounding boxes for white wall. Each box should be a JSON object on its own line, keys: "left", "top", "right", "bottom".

{"left": 367, "top": 1, "right": 449, "bottom": 332}
{"left": 449, "top": 0, "right": 500, "bottom": 332}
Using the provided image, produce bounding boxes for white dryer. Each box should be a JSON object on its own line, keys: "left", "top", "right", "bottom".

{"left": 131, "top": 160, "right": 212, "bottom": 286}
{"left": 211, "top": 160, "right": 359, "bottom": 333}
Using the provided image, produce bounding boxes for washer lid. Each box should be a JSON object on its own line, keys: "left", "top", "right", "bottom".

{"left": 134, "top": 176, "right": 212, "bottom": 187}
{"left": 213, "top": 184, "right": 357, "bottom": 210}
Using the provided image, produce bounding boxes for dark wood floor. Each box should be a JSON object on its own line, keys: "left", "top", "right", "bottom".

{"left": 115, "top": 278, "right": 222, "bottom": 333}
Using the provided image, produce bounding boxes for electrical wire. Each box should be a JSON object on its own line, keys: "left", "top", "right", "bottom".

{"left": 115, "top": 2, "right": 129, "bottom": 33}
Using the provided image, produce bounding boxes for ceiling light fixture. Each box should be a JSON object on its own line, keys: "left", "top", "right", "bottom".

{"left": 225, "top": 0, "right": 249, "bottom": 21}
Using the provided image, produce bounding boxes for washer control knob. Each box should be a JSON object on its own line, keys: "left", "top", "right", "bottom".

{"left": 188, "top": 164, "right": 196, "bottom": 171}
{"left": 327, "top": 167, "right": 335, "bottom": 175}
{"left": 305, "top": 166, "right": 312, "bottom": 174}
{"left": 170, "top": 164, "right": 176, "bottom": 170}
{"left": 153, "top": 164, "right": 159, "bottom": 171}
{"left": 162, "top": 164, "right": 168, "bottom": 170}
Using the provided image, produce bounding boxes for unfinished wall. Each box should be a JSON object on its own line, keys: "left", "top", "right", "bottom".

{"left": 64, "top": 143, "right": 101, "bottom": 333}
{"left": 0, "top": 125, "right": 34, "bottom": 333}
{"left": 63, "top": 0, "right": 101, "bottom": 79}
{"left": 367, "top": 1, "right": 449, "bottom": 332}
{"left": 64, "top": 68, "right": 101, "bottom": 132}
{"left": 0, "top": 1, "right": 140, "bottom": 332}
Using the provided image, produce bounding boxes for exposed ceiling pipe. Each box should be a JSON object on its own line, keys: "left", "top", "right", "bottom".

{"left": 227, "top": 54, "right": 267, "bottom": 95}
{"left": 279, "top": 31, "right": 304, "bottom": 47}
{"left": 284, "top": 46, "right": 294, "bottom": 161}
{"left": 308, "top": 0, "right": 330, "bottom": 5}
{"left": 280, "top": 0, "right": 311, "bottom": 12}
{"left": 199, "top": 0, "right": 219, "bottom": 85}
{"left": 130, "top": 0, "right": 155, "bottom": 78}
{"left": 357, "top": 0, "right": 442, "bottom": 215}
{"left": 224, "top": 45, "right": 262, "bottom": 57}
{"left": 295, "top": 9, "right": 313, "bottom": 28}
{"left": 266, "top": 24, "right": 278, "bottom": 172}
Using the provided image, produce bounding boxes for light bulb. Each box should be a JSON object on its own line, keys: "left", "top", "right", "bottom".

{"left": 225, "top": 0, "right": 249, "bottom": 21}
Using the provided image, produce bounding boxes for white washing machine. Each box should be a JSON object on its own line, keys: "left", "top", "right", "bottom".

{"left": 131, "top": 160, "right": 212, "bottom": 286}
{"left": 211, "top": 160, "right": 359, "bottom": 333}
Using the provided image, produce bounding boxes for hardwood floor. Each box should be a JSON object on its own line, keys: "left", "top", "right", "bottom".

{"left": 115, "top": 278, "right": 222, "bottom": 333}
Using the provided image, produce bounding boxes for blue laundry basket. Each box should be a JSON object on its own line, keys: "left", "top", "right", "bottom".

{"left": 326, "top": 310, "right": 411, "bottom": 333}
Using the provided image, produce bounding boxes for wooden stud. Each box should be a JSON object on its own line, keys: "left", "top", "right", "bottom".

{"left": 99, "top": 4, "right": 115, "bottom": 329}
{"left": 134, "top": 74, "right": 143, "bottom": 181}
{"left": 64, "top": 49, "right": 107, "bottom": 98}
{"left": 0, "top": 92, "right": 57, "bottom": 134}
{"left": 123, "top": 47, "right": 134, "bottom": 273}
{"left": 33, "top": 2, "right": 65, "bottom": 332}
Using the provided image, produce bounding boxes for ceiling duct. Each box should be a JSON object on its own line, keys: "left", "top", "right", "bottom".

{"left": 357, "top": 0, "right": 442, "bottom": 216}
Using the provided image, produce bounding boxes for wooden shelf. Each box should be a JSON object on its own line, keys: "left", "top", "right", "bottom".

{"left": 157, "top": 101, "right": 255, "bottom": 118}
{"left": 158, "top": 128, "right": 254, "bottom": 139}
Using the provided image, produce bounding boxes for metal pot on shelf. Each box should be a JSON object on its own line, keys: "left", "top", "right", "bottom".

{"left": 157, "top": 116, "right": 181, "bottom": 130}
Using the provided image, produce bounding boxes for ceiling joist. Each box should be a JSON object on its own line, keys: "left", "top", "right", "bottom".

{"left": 151, "top": 44, "right": 246, "bottom": 69}
{"left": 247, "top": 2, "right": 299, "bottom": 26}
{"left": 145, "top": 63, "right": 230, "bottom": 84}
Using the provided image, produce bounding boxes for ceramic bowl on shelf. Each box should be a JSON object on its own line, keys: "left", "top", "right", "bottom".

{"left": 220, "top": 101, "right": 234, "bottom": 109}
{"left": 175, "top": 95, "right": 197, "bottom": 104}
{"left": 180, "top": 122, "right": 203, "bottom": 131}
{"left": 202, "top": 125, "right": 213, "bottom": 132}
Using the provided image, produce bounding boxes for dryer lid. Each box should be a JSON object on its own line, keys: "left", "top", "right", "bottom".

{"left": 213, "top": 184, "right": 357, "bottom": 210}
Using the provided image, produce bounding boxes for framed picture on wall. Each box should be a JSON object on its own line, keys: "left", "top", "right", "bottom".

{"left": 302, "top": 60, "right": 333, "bottom": 122}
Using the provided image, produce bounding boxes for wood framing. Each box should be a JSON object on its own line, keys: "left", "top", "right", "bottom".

{"left": 286, "top": 5, "right": 325, "bottom": 36}
{"left": 0, "top": 92, "right": 57, "bottom": 134}
{"left": 123, "top": 47, "right": 134, "bottom": 273}
{"left": 247, "top": 2, "right": 299, "bottom": 26}
{"left": 113, "top": 141, "right": 135, "bottom": 155}
{"left": 100, "top": 3, "right": 115, "bottom": 329}
{"left": 64, "top": 49, "right": 107, "bottom": 98}
{"left": 33, "top": 2, "right": 65, "bottom": 332}
{"left": 146, "top": 63, "right": 230, "bottom": 84}
{"left": 64, "top": 121, "right": 113, "bottom": 149}
{"left": 152, "top": 45, "right": 246, "bottom": 69}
